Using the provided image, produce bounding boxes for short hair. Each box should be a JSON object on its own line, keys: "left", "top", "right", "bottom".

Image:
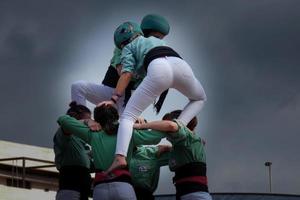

{"left": 66, "top": 101, "right": 91, "bottom": 120}
{"left": 162, "top": 110, "right": 198, "bottom": 131}
{"left": 94, "top": 105, "right": 119, "bottom": 135}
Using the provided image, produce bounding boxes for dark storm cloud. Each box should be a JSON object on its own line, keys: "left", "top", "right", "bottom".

{"left": 0, "top": 0, "right": 122, "bottom": 144}
{"left": 192, "top": 1, "right": 300, "bottom": 193}
{"left": 193, "top": 1, "right": 300, "bottom": 119}
{"left": 0, "top": 0, "right": 299, "bottom": 194}
{"left": 0, "top": 0, "right": 93, "bottom": 146}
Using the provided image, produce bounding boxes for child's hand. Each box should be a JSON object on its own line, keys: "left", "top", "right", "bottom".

{"left": 84, "top": 119, "right": 102, "bottom": 131}
{"left": 97, "top": 100, "right": 115, "bottom": 107}
{"left": 133, "top": 123, "right": 142, "bottom": 129}
{"left": 135, "top": 117, "right": 146, "bottom": 124}
{"left": 133, "top": 117, "right": 147, "bottom": 129}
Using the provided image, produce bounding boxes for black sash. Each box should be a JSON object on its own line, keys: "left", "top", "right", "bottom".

{"left": 58, "top": 166, "right": 92, "bottom": 200}
{"left": 173, "top": 162, "right": 209, "bottom": 198}
{"left": 102, "top": 65, "right": 119, "bottom": 88}
{"left": 101, "top": 65, "right": 135, "bottom": 106}
{"left": 143, "top": 46, "right": 182, "bottom": 114}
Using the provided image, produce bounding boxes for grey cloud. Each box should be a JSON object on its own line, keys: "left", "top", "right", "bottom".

{"left": 0, "top": 0, "right": 299, "bottom": 194}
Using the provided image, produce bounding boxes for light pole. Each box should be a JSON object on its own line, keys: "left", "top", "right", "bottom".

{"left": 265, "top": 161, "right": 272, "bottom": 193}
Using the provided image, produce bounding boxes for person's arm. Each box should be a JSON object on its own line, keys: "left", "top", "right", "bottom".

{"left": 134, "top": 120, "right": 187, "bottom": 145}
{"left": 132, "top": 129, "right": 166, "bottom": 146}
{"left": 112, "top": 45, "right": 136, "bottom": 100}
{"left": 57, "top": 115, "right": 93, "bottom": 144}
{"left": 133, "top": 120, "right": 179, "bottom": 133}
{"left": 98, "top": 45, "right": 135, "bottom": 106}
{"left": 157, "top": 145, "right": 172, "bottom": 157}
{"left": 113, "top": 72, "right": 133, "bottom": 98}
{"left": 156, "top": 145, "right": 172, "bottom": 167}
{"left": 79, "top": 119, "right": 101, "bottom": 131}
{"left": 97, "top": 72, "right": 133, "bottom": 107}
{"left": 110, "top": 47, "right": 122, "bottom": 76}
{"left": 156, "top": 145, "right": 172, "bottom": 157}
{"left": 116, "top": 64, "right": 122, "bottom": 76}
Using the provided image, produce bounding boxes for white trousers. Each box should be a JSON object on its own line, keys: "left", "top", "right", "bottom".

{"left": 71, "top": 81, "right": 125, "bottom": 113}
{"left": 116, "top": 57, "right": 206, "bottom": 155}
{"left": 56, "top": 190, "right": 80, "bottom": 200}
{"left": 180, "top": 191, "right": 212, "bottom": 200}
{"left": 93, "top": 182, "right": 136, "bottom": 200}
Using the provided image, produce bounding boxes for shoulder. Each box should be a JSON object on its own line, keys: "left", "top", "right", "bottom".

{"left": 167, "top": 120, "right": 191, "bottom": 142}
{"left": 54, "top": 128, "right": 69, "bottom": 140}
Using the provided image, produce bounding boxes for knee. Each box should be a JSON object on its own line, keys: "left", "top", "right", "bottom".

{"left": 190, "top": 94, "right": 207, "bottom": 102}
{"left": 201, "top": 93, "right": 207, "bottom": 101}
{"left": 71, "top": 80, "right": 87, "bottom": 93}
{"left": 195, "top": 88, "right": 207, "bottom": 101}
{"left": 120, "top": 112, "right": 137, "bottom": 123}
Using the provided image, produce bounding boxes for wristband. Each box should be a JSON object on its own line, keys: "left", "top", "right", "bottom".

{"left": 83, "top": 119, "right": 89, "bottom": 126}
{"left": 113, "top": 92, "right": 122, "bottom": 98}
{"left": 110, "top": 97, "right": 117, "bottom": 104}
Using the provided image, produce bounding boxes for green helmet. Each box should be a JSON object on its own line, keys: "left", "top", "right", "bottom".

{"left": 141, "top": 14, "right": 170, "bottom": 36}
{"left": 114, "top": 21, "right": 143, "bottom": 49}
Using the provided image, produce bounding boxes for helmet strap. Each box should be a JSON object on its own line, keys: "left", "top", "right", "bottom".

{"left": 121, "top": 33, "right": 141, "bottom": 48}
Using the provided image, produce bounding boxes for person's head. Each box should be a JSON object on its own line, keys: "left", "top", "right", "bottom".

{"left": 66, "top": 101, "right": 91, "bottom": 120}
{"left": 94, "top": 104, "right": 119, "bottom": 135}
{"left": 141, "top": 14, "right": 170, "bottom": 39}
{"left": 114, "top": 21, "right": 143, "bottom": 49}
{"left": 162, "top": 110, "right": 198, "bottom": 131}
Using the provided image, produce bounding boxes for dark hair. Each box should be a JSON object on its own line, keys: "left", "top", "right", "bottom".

{"left": 143, "top": 29, "right": 154, "bottom": 38}
{"left": 143, "top": 29, "right": 165, "bottom": 39}
{"left": 162, "top": 110, "right": 198, "bottom": 131}
{"left": 94, "top": 105, "right": 119, "bottom": 135}
{"left": 66, "top": 101, "right": 91, "bottom": 120}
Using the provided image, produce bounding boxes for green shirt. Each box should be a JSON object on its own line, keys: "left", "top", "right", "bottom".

{"left": 53, "top": 128, "right": 91, "bottom": 170}
{"left": 57, "top": 115, "right": 166, "bottom": 171}
{"left": 110, "top": 47, "right": 122, "bottom": 68}
{"left": 129, "top": 146, "right": 169, "bottom": 193}
{"left": 167, "top": 120, "right": 206, "bottom": 171}
{"left": 121, "top": 36, "right": 166, "bottom": 88}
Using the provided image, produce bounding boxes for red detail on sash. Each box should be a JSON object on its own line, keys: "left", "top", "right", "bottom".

{"left": 175, "top": 176, "right": 208, "bottom": 185}
{"left": 94, "top": 169, "right": 131, "bottom": 183}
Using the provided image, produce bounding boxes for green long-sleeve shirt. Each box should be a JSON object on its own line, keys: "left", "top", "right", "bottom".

{"left": 53, "top": 128, "right": 91, "bottom": 170}
{"left": 110, "top": 47, "right": 122, "bottom": 68}
{"left": 57, "top": 115, "right": 166, "bottom": 171}
{"left": 121, "top": 36, "right": 166, "bottom": 88}
{"left": 130, "top": 146, "right": 169, "bottom": 193}
{"left": 167, "top": 120, "right": 206, "bottom": 171}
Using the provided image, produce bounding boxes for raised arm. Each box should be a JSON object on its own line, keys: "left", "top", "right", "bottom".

{"left": 112, "top": 45, "right": 136, "bottom": 101}
{"left": 113, "top": 72, "right": 133, "bottom": 97}
{"left": 156, "top": 145, "right": 172, "bottom": 167}
{"left": 134, "top": 120, "right": 179, "bottom": 133}
{"left": 156, "top": 145, "right": 172, "bottom": 157}
{"left": 57, "top": 115, "right": 93, "bottom": 144}
{"left": 98, "top": 46, "right": 135, "bottom": 107}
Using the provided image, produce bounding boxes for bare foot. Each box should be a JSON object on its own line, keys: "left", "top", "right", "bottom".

{"left": 105, "top": 154, "right": 127, "bottom": 174}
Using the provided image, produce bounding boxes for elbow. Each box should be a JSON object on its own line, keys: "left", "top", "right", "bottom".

{"left": 121, "top": 71, "right": 133, "bottom": 79}
{"left": 199, "top": 88, "right": 207, "bottom": 101}
{"left": 57, "top": 116, "right": 65, "bottom": 126}
{"left": 201, "top": 92, "right": 207, "bottom": 101}
{"left": 167, "top": 122, "right": 178, "bottom": 132}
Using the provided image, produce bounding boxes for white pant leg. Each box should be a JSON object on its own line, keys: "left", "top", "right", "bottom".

{"left": 56, "top": 190, "right": 80, "bottom": 200}
{"left": 115, "top": 58, "right": 174, "bottom": 156}
{"left": 111, "top": 182, "right": 137, "bottom": 200}
{"left": 165, "top": 57, "right": 207, "bottom": 125}
{"left": 71, "top": 80, "right": 125, "bottom": 113}
{"left": 93, "top": 182, "right": 136, "bottom": 200}
{"left": 115, "top": 57, "right": 206, "bottom": 156}
{"left": 180, "top": 191, "right": 212, "bottom": 200}
{"left": 93, "top": 184, "right": 110, "bottom": 200}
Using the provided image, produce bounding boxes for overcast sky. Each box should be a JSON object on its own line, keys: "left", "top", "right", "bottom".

{"left": 0, "top": 0, "right": 299, "bottom": 195}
